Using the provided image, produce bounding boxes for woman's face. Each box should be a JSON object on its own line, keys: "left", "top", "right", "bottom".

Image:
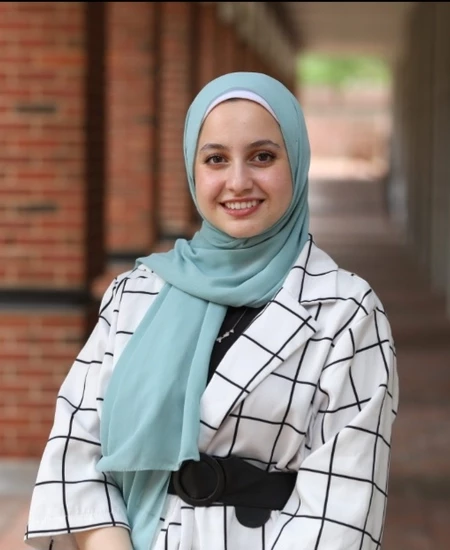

{"left": 194, "top": 99, "right": 293, "bottom": 239}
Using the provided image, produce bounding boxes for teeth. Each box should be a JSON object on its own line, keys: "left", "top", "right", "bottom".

{"left": 224, "top": 200, "right": 260, "bottom": 210}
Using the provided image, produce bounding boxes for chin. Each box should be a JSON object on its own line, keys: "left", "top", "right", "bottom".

{"left": 221, "top": 225, "right": 262, "bottom": 239}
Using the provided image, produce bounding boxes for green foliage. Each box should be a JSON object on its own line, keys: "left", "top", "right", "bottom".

{"left": 297, "top": 53, "right": 391, "bottom": 88}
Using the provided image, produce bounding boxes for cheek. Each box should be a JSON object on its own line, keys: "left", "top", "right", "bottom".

{"left": 195, "top": 170, "right": 221, "bottom": 205}
{"left": 195, "top": 177, "right": 208, "bottom": 209}
{"left": 264, "top": 170, "right": 293, "bottom": 207}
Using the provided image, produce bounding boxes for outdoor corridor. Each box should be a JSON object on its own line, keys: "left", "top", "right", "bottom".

{"left": 310, "top": 175, "right": 450, "bottom": 549}
{"left": 1, "top": 174, "right": 449, "bottom": 549}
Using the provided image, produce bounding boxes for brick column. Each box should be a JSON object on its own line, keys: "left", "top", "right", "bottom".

{"left": 106, "top": 2, "right": 158, "bottom": 277}
{"left": 196, "top": 3, "right": 220, "bottom": 92}
{"left": 247, "top": 48, "right": 261, "bottom": 73}
{"left": 157, "top": 2, "right": 196, "bottom": 245}
{"left": 236, "top": 38, "right": 251, "bottom": 71}
{"left": 0, "top": 2, "right": 106, "bottom": 457}
{"left": 228, "top": 25, "right": 241, "bottom": 73}
{"left": 217, "top": 21, "right": 235, "bottom": 75}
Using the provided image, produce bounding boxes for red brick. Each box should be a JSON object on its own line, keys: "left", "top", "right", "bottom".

{"left": 157, "top": 2, "right": 196, "bottom": 237}
{"left": 0, "top": 310, "right": 85, "bottom": 457}
{"left": 106, "top": 1, "right": 157, "bottom": 256}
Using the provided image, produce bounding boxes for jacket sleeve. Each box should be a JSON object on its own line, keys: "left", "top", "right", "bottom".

{"left": 269, "top": 305, "right": 399, "bottom": 550}
{"left": 25, "top": 277, "right": 130, "bottom": 550}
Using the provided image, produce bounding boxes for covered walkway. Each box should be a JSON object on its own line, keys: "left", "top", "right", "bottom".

{"left": 2, "top": 171, "right": 450, "bottom": 549}
{"left": 310, "top": 174, "right": 450, "bottom": 549}
{"left": 1, "top": 2, "right": 450, "bottom": 549}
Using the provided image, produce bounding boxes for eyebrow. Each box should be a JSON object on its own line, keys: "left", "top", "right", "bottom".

{"left": 198, "top": 139, "right": 281, "bottom": 153}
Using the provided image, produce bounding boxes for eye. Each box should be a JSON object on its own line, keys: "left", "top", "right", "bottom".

{"left": 254, "top": 151, "right": 275, "bottom": 163}
{"left": 205, "top": 154, "right": 225, "bottom": 165}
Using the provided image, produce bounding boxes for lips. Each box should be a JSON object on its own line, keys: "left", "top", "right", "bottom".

{"left": 220, "top": 199, "right": 264, "bottom": 217}
{"left": 222, "top": 199, "right": 262, "bottom": 210}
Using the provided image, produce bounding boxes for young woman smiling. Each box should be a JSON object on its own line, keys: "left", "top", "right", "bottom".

{"left": 195, "top": 98, "right": 293, "bottom": 239}
{"left": 25, "top": 72, "right": 399, "bottom": 550}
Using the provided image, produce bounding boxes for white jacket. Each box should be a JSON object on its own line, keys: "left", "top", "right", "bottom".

{"left": 25, "top": 237, "right": 399, "bottom": 550}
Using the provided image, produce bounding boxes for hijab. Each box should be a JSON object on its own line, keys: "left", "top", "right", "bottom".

{"left": 97, "top": 71, "right": 311, "bottom": 550}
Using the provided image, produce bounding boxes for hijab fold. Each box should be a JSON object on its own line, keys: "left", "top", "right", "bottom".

{"left": 97, "top": 72, "right": 311, "bottom": 550}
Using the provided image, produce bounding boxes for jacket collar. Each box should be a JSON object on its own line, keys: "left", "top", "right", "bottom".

{"left": 283, "top": 234, "right": 339, "bottom": 305}
{"left": 198, "top": 236, "right": 339, "bottom": 450}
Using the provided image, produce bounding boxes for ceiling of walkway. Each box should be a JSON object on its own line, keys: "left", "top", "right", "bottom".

{"left": 279, "top": 2, "right": 417, "bottom": 62}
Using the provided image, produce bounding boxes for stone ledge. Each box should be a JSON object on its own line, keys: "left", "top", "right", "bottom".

{"left": 0, "top": 460, "right": 39, "bottom": 496}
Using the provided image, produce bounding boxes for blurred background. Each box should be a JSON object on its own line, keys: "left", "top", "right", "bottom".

{"left": 1, "top": 2, "right": 450, "bottom": 548}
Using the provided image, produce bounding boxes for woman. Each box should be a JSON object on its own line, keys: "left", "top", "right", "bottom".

{"left": 25, "top": 72, "right": 399, "bottom": 550}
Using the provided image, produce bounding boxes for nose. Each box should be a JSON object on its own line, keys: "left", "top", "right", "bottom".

{"left": 225, "top": 162, "right": 253, "bottom": 193}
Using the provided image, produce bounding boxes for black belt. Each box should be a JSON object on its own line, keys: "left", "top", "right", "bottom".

{"left": 168, "top": 453, "right": 296, "bottom": 528}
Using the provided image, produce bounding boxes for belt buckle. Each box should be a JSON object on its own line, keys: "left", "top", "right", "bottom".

{"left": 172, "top": 453, "right": 225, "bottom": 507}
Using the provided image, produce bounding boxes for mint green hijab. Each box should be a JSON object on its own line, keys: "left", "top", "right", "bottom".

{"left": 97, "top": 72, "right": 311, "bottom": 550}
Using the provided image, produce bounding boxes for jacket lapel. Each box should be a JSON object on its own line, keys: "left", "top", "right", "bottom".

{"left": 199, "top": 237, "right": 339, "bottom": 449}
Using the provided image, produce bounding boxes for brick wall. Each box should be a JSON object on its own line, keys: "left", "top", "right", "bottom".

{"left": 0, "top": 2, "right": 86, "bottom": 288}
{"left": 0, "top": 2, "right": 106, "bottom": 457}
{"left": 157, "top": 2, "right": 197, "bottom": 241}
{"left": 195, "top": 4, "right": 220, "bottom": 91}
{"left": 217, "top": 20, "right": 236, "bottom": 75}
{"left": 106, "top": 2, "right": 158, "bottom": 261}
{"left": 0, "top": 311, "right": 84, "bottom": 457}
{"left": 0, "top": 1, "right": 276, "bottom": 458}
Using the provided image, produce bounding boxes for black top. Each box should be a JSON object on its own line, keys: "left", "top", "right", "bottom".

{"left": 207, "top": 305, "right": 265, "bottom": 384}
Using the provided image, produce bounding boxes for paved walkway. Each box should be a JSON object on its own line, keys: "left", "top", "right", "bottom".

{"left": 0, "top": 460, "right": 38, "bottom": 549}
{"left": 2, "top": 173, "right": 450, "bottom": 549}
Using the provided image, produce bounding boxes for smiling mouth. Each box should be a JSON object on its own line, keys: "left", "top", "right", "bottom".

{"left": 220, "top": 199, "right": 264, "bottom": 216}
{"left": 221, "top": 199, "right": 263, "bottom": 210}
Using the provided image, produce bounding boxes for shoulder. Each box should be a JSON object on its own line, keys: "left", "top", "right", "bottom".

{"left": 291, "top": 237, "right": 388, "bottom": 328}
{"left": 335, "top": 265, "right": 382, "bottom": 315}
{"left": 112, "top": 264, "right": 165, "bottom": 295}
{"left": 99, "top": 264, "right": 165, "bottom": 311}
{"left": 95, "top": 264, "right": 166, "bottom": 332}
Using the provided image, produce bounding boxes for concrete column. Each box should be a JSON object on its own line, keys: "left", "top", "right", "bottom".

{"left": 430, "top": 2, "right": 450, "bottom": 308}
{"left": 387, "top": 57, "right": 408, "bottom": 235}
{"left": 404, "top": 3, "right": 434, "bottom": 270}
